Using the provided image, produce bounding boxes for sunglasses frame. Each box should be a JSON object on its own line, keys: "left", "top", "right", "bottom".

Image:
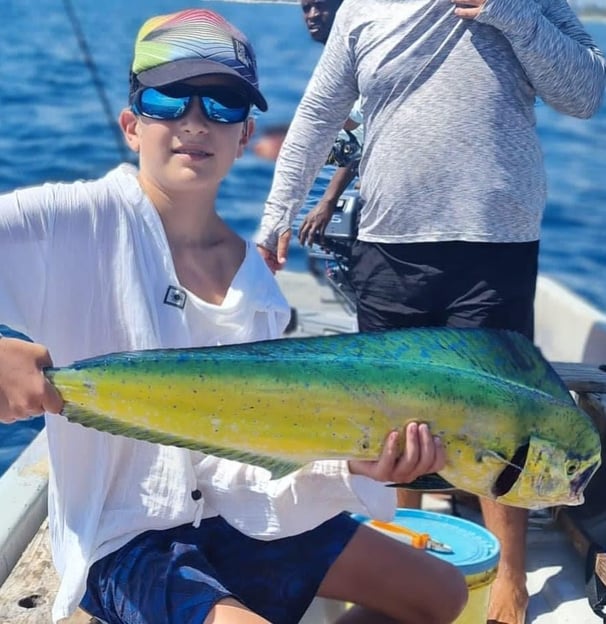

{"left": 132, "top": 86, "right": 252, "bottom": 125}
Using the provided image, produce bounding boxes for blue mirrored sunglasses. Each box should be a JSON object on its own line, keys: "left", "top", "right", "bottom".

{"left": 132, "top": 86, "right": 251, "bottom": 124}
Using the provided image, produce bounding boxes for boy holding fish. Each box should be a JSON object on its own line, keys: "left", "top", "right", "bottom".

{"left": 0, "top": 9, "right": 467, "bottom": 624}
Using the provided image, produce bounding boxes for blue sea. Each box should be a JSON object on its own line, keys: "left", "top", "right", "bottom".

{"left": 0, "top": 0, "right": 605, "bottom": 475}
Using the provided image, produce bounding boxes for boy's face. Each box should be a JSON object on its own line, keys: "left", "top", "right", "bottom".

{"left": 121, "top": 75, "right": 254, "bottom": 195}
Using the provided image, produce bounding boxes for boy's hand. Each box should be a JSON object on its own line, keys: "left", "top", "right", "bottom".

{"left": 348, "top": 422, "right": 445, "bottom": 483}
{"left": 0, "top": 338, "right": 64, "bottom": 422}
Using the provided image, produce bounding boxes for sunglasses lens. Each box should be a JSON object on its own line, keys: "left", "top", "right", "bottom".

{"left": 136, "top": 89, "right": 189, "bottom": 120}
{"left": 200, "top": 90, "right": 250, "bottom": 124}
{"left": 134, "top": 87, "right": 250, "bottom": 124}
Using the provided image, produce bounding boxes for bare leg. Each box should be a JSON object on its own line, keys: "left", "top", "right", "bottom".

{"left": 334, "top": 605, "right": 397, "bottom": 623}
{"left": 480, "top": 499, "right": 529, "bottom": 624}
{"left": 204, "top": 597, "right": 271, "bottom": 624}
{"left": 396, "top": 488, "right": 422, "bottom": 509}
{"left": 318, "top": 524, "right": 468, "bottom": 624}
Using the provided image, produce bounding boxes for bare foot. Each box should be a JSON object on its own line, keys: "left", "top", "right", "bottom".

{"left": 487, "top": 572, "right": 529, "bottom": 624}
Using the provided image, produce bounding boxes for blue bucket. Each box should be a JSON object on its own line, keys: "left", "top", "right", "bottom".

{"left": 357, "top": 508, "right": 500, "bottom": 623}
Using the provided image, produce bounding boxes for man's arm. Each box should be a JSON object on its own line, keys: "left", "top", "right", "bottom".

{"left": 474, "top": 0, "right": 606, "bottom": 117}
{"left": 298, "top": 162, "right": 358, "bottom": 246}
{"left": 255, "top": 7, "right": 359, "bottom": 263}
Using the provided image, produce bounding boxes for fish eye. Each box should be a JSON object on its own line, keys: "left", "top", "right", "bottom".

{"left": 566, "top": 462, "right": 579, "bottom": 476}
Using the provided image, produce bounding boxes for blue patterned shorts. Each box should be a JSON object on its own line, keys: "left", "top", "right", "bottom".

{"left": 81, "top": 513, "right": 360, "bottom": 624}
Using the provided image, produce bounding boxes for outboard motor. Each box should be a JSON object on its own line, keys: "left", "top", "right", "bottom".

{"left": 302, "top": 128, "right": 363, "bottom": 312}
{"left": 305, "top": 192, "right": 361, "bottom": 314}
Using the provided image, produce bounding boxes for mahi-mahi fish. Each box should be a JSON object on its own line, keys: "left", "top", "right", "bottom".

{"left": 45, "top": 327, "right": 601, "bottom": 510}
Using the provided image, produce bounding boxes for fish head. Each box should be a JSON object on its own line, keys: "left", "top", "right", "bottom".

{"left": 491, "top": 434, "right": 601, "bottom": 510}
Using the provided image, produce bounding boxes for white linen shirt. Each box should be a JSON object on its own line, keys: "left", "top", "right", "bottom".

{"left": 0, "top": 164, "right": 396, "bottom": 622}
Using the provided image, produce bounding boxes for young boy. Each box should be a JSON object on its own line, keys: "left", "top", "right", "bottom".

{"left": 0, "top": 9, "right": 466, "bottom": 624}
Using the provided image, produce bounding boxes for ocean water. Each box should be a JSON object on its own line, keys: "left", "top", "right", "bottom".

{"left": 0, "top": 0, "right": 604, "bottom": 474}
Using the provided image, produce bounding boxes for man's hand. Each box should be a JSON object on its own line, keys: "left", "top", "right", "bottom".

{"left": 348, "top": 422, "right": 445, "bottom": 483}
{"left": 0, "top": 338, "right": 63, "bottom": 423}
{"left": 453, "top": 0, "right": 486, "bottom": 19}
{"left": 298, "top": 200, "right": 337, "bottom": 247}
{"left": 257, "top": 229, "right": 292, "bottom": 274}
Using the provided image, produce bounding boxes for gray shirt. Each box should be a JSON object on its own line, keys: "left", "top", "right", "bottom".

{"left": 257, "top": 0, "right": 605, "bottom": 251}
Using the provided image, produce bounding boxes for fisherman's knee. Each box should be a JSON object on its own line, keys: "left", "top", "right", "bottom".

{"left": 420, "top": 565, "right": 468, "bottom": 624}
{"left": 390, "top": 563, "right": 467, "bottom": 623}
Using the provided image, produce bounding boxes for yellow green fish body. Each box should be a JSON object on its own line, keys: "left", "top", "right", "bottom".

{"left": 45, "top": 327, "right": 601, "bottom": 510}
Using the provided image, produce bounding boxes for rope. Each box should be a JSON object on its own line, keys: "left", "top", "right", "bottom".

{"left": 61, "top": 0, "right": 131, "bottom": 162}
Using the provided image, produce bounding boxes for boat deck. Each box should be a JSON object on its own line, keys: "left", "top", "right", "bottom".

{"left": 0, "top": 269, "right": 605, "bottom": 623}
{"left": 0, "top": 494, "right": 598, "bottom": 624}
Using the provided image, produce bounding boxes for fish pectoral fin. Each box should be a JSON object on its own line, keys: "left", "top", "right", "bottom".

{"left": 491, "top": 443, "right": 528, "bottom": 498}
{"left": 388, "top": 473, "right": 456, "bottom": 491}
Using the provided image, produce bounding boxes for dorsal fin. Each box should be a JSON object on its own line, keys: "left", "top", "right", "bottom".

{"left": 306, "top": 327, "right": 573, "bottom": 404}
{"left": 51, "top": 327, "right": 573, "bottom": 405}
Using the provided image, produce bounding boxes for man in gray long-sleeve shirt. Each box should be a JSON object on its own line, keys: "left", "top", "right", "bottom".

{"left": 256, "top": 1, "right": 605, "bottom": 622}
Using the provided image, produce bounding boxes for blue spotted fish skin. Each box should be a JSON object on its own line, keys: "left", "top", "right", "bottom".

{"left": 46, "top": 327, "right": 601, "bottom": 509}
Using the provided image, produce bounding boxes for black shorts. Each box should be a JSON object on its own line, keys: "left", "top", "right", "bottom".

{"left": 350, "top": 240, "right": 538, "bottom": 339}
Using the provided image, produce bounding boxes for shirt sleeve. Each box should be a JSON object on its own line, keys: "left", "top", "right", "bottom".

{"left": 194, "top": 455, "right": 396, "bottom": 539}
{"left": 476, "top": 0, "right": 606, "bottom": 117}
{"left": 0, "top": 186, "right": 54, "bottom": 338}
{"left": 256, "top": 10, "right": 361, "bottom": 252}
